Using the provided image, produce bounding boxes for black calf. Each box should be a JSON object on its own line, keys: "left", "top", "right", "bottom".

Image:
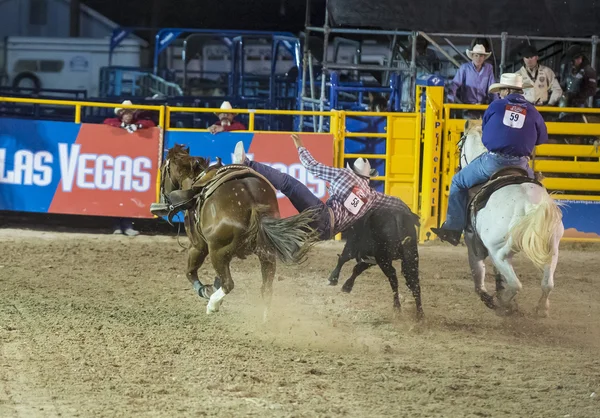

{"left": 328, "top": 207, "right": 423, "bottom": 320}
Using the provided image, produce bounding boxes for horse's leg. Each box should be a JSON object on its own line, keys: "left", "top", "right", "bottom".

{"left": 187, "top": 242, "right": 213, "bottom": 300}
{"left": 206, "top": 246, "right": 234, "bottom": 314}
{"left": 328, "top": 243, "right": 354, "bottom": 286}
{"left": 258, "top": 251, "right": 276, "bottom": 322}
{"left": 536, "top": 234, "right": 560, "bottom": 318}
{"left": 399, "top": 237, "right": 424, "bottom": 320}
{"left": 489, "top": 248, "right": 523, "bottom": 315}
{"left": 493, "top": 265, "right": 505, "bottom": 294}
{"left": 341, "top": 262, "right": 373, "bottom": 293}
{"left": 466, "top": 239, "right": 495, "bottom": 310}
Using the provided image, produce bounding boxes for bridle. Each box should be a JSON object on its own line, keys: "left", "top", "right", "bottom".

{"left": 160, "top": 159, "right": 178, "bottom": 205}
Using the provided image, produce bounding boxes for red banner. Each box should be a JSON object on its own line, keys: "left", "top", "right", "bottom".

{"left": 247, "top": 133, "right": 334, "bottom": 216}
{"left": 48, "top": 124, "right": 160, "bottom": 218}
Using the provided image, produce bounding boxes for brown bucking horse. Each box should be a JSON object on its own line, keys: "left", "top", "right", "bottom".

{"left": 151, "top": 144, "right": 320, "bottom": 318}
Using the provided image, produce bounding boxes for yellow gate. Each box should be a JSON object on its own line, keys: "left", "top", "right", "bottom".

{"left": 334, "top": 109, "right": 426, "bottom": 239}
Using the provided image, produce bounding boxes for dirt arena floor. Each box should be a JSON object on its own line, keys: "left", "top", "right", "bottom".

{"left": 1, "top": 220, "right": 599, "bottom": 417}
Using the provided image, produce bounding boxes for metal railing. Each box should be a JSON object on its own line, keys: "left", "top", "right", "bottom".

{"left": 0, "top": 96, "right": 165, "bottom": 126}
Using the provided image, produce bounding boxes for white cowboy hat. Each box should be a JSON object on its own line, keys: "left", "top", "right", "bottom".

{"left": 115, "top": 100, "right": 133, "bottom": 115}
{"left": 466, "top": 44, "right": 492, "bottom": 60}
{"left": 488, "top": 73, "right": 534, "bottom": 93}
{"left": 215, "top": 101, "right": 237, "bottom": 115}
{"left": 346, "top": 158, "right": 379, "bottom": 178}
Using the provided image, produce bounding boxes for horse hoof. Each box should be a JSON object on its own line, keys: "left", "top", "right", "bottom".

{"left": 341, "top": 286, "right": 352, "bottom": 293}
{"left": 206, "top": 304, "right": 219, "bottom": 314}
{"left": 328, "top": 279, "right": 338, "bottom": 286}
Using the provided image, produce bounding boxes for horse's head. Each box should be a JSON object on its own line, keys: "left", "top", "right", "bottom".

{"left": 159, "top": 144, "right": 211, "bottom": 201}
{"left": 459, "top": 119, "right": 487, "bottom": 169}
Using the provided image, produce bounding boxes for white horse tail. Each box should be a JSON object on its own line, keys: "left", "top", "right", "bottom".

{"left": 508, "top": 190, "right": 563, "bottom": 270}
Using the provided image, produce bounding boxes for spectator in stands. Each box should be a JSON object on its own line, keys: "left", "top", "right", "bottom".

{"left": 103, "top": 99, "right": 157, "bottom": 237}
{"left": 516, "top": 45, "right": 562, "bottom": 106}
{"left": 103, "top": 100, "right": 156, "bottom": 133}
{"left": 448, "top": 39, "right": 498, "bottom": 118}
{"left": 208, "top": 101, "right": 246, "bottom": 134}
{"left": 559, "top": 45, "right": 598, "bottom": 108}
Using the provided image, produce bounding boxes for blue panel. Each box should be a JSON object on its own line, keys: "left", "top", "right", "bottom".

{"left": 0, "top": 118, "right": 80, "bottom": 213}
{"left": 561, "top": 200, "right": 600, "bottom": 236}
{"left": 164, "top": 131, "right": 255, "bottom": 164}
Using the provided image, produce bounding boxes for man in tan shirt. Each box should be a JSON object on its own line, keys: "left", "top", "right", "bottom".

{"left": 516, "top": 45, "right": 563, "bottom": 106}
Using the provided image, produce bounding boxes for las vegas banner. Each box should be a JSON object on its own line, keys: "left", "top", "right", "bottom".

{"left": 0, "top": 118, "right": 160, "bottom": 218}
{"left": 0, "top": 118, "right": 334, "bottom": 220}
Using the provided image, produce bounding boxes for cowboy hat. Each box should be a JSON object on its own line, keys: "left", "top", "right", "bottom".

{"left": 466, "top": 44, "right": 492, "bottom": 60}
{"left": 520, "top": 45, "right": 539, "bottom": 58}
{"left": 488, "top": 73, "right": 534, "bottom": 93}
{"left": 115, "top": 100, "right": 133, "bottom": 115}
{"left": 346, "top": 158, "right": 379, "bottom": 178}
{"left": 215, "top": 101, "right": 238, "bottom": 115}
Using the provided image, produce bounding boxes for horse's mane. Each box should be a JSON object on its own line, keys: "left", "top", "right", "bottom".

{"left": 464, "top": 119, "right": 483, "bottom": 137}
{"left": 166, "top": 144, "right": 210, "bottom": 179}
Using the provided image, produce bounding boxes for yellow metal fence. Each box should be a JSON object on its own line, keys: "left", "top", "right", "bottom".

{"left": 2, "top": 95, "right": 600, "bottom": 242}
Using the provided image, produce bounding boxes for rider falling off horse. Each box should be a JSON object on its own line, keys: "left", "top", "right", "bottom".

{"left": 232, "top": 135, "right": 417, "bottom": 240}
{"left": 431, "top": 73, "right": 549, "bottom": 246}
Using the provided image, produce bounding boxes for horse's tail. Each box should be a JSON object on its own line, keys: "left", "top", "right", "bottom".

{"left": 508, "top": 189, "right": 564, "bottom": 270}
{"left": 250, "top": 205, "right": 321, "bottom": 264}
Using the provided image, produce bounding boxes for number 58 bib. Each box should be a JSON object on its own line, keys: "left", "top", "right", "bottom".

{"left": 343, "top": 186, "right": 369, "bottom": 215}
{"left": 503, "top": 104, "right": 527, "bottom": 129}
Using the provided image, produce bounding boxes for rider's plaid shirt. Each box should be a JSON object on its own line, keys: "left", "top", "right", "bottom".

{"left": 298, "top": 147, "right": 414, "bottom": 235}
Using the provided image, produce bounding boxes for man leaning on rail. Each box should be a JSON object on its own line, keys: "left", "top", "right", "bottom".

{"left": 431, "top": 73, "right": 549, "bottom": 246}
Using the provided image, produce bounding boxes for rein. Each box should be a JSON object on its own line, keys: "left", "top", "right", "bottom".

{"left": 160, "top": 159, "right": 188, "bottom": 248}
{"left": 456, "top": 133, "right": 469, "bottom": 170}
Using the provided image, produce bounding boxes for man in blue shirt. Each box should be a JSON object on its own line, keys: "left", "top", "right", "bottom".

{"left": 432, "top": 73, "right": 549, "bottom": 246}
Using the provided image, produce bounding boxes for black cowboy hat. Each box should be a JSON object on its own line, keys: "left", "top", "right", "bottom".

{"left": 520, "top": 45, "right": 539, "bottom": 58}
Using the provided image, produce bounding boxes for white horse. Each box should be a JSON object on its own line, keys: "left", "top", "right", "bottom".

{"left": 459, "top": 120, "right": 565, "bottom": 317}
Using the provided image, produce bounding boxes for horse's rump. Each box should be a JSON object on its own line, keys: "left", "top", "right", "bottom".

{"left": 197, "top": 176, "right": 320, "bottom": 264}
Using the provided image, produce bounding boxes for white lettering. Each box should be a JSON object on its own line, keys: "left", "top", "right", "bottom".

{"left": 132, "top": 157, "right": 152, "bottom": 192}
{"left": 13, "top": 150, "right": 34, "bottom": 185}
{"left": 33, "top": 151, "right": 53, "bottom": 186}
{"left": 0, "top": 144, "right": 152, "bottom": 191}
{"left": 59, "top": 143, "right": 80, "bottom": 192}
{"left": 76, "top": 154, "right": 96, "bottom": 189}
{"left": 94, "top": 154, "right": 113, "bottom": 190}
{"left": 113, "top": 156, "right": 133, "bottom": 191}
{"left": 0, "top": 149, "right": 15, "bottom": 184}
{"left": 0, "top": 148, "right": 52, "bottom": 186}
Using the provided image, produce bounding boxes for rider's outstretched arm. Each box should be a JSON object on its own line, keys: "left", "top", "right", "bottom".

{"left": 297, "top": 146, "right": 343, "bottom": 183}
{"left": 292, "top": 134, "right": 343, "bottom": 183}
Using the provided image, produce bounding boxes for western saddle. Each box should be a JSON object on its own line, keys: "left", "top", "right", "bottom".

{"left": 464, "top": 166, "right": 544, "bottom": 256}
{"left": 150, "top": 164, "right": 276, "bottom": 220}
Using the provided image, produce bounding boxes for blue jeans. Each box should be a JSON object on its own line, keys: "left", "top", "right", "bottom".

{"left": 245, "top": 160, "right": 333, "bottom": 240}
{"left": 444, "top": 152, "right": 533, "bottom": 231}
